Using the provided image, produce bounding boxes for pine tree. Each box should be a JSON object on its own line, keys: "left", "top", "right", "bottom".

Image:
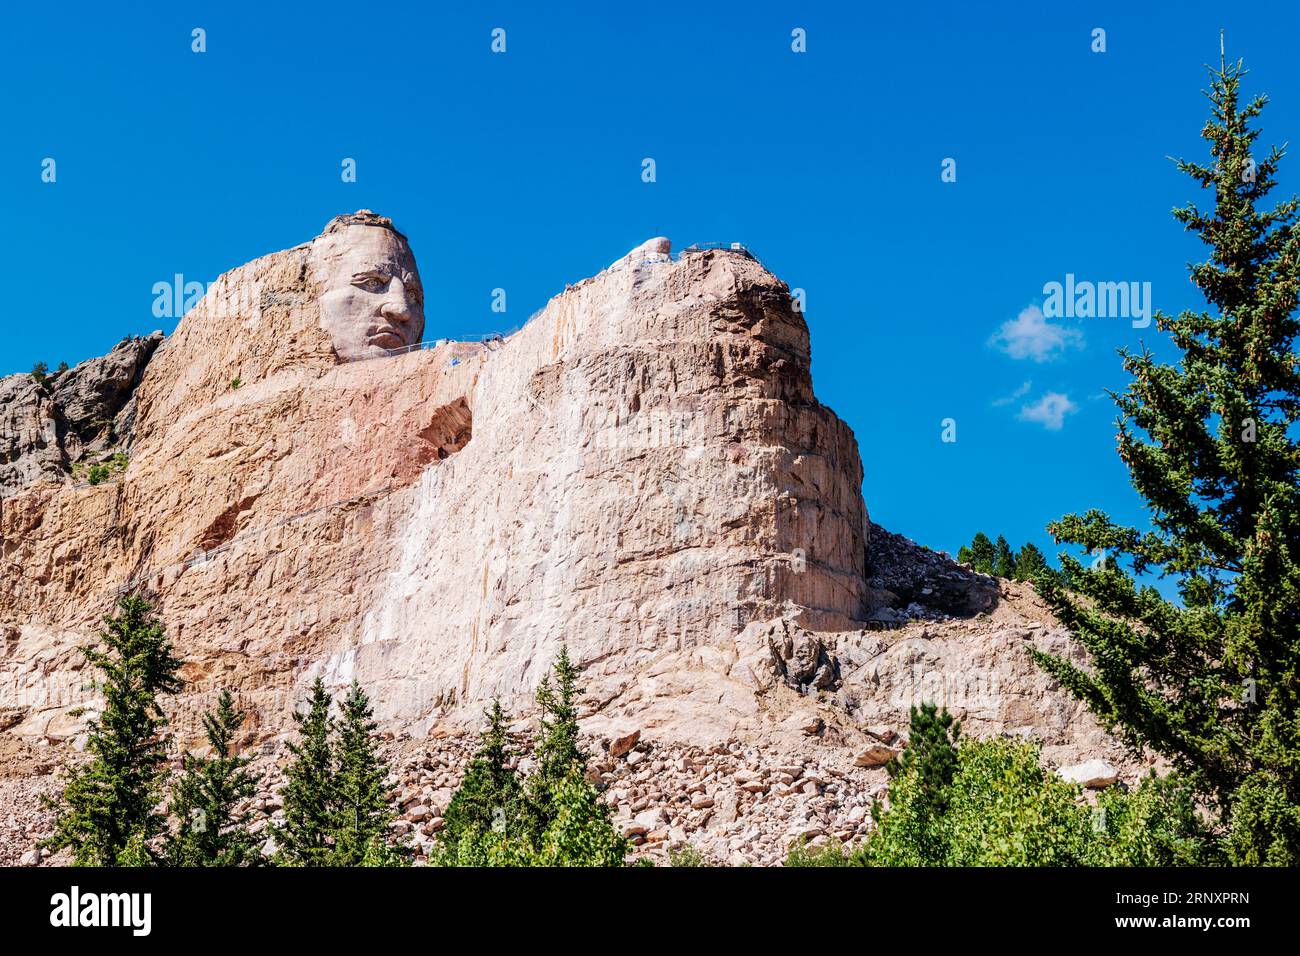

{"left": 43, "top": 596, "right": 183, "bottom": 866}
{"left": 521, "top": 645, "right": 587, "bottom": 840}
{"left": 1034, "top": 50, "right": 1300, "bottom": 865}
{"left": 438, "top": 699, "right": 522, "bottom": 854}
{"left": 867, "top": 704, "right": 960, "bottom": 866}
{"left": 165, "top": 689, "right": 261, "bottom": 866}
{"left": 330, "top": 680, "right": 399, "bottom": 865}
{"left": 1014, "top": 541, "right": 1050, "bottom": 582}
{"left": 961, "top": 532, "right": 996, "bottom": 574}
{"left": 886, "top": 704, "right": 960, "bottom": 815}
{"left": 274, "top": 678, "right": 335, "bottom": 866}
{"left": 992, "top": 535, "right": 1018, "bottom": 579}
{"left": 434, "top": 651, "right": 626, "bottom": 867}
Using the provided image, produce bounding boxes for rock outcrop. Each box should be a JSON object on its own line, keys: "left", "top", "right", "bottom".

{"left": 0, "top": 214, "right": 1127, "bottom": 808}
{"left": 0, "top": 333, "right": 162, "bottom": 497}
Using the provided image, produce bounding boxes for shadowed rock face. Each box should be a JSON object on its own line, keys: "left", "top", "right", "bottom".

{"left": 0, "top": 333, "right": 162, "bottom": 498}
{"left": 0, "top": 217, "right": 1125, "bottom": 775}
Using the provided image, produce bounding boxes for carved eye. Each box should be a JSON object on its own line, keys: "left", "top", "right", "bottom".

{"left": 351, "top": 273, "right": 389, "bottom": 293}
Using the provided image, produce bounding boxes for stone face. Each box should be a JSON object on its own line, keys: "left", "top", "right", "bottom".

{"left": 0, "top": 216, "right": 1131, "bottom": 788}
{"left": 310, "top": 211, "right": 425, "bottom": 362}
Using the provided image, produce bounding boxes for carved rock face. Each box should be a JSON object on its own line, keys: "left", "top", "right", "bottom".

{"left": 310, "top": 222, "right": 425, "bottom": 361}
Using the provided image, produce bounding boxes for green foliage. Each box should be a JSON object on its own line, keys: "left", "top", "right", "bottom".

{"left": 165, "top": 689, "right": 261, "bottom": 866}
{"left": 785, "top": 838, "right": 852, "bottom": 867}
{"left": 529, "top": 771, "right": 628, "bottom": 866}
{"left": 30, "top": 361, "right": 49, "bottom": 387}
{"left": 273, "top": 678, "right": 335, "bottom": 866}
{"left": 272, "top": 678, "right": 404, "bottom": 867}
{"left": 1014, "top": 541, "right": 1050, "bottom": 582}
{"left": 860, "top": 707, "right": 1213, "bottom": 866}
{"left": 1086, "top": 773, "right": 1219, "bottom": 866}
{"left": 520, "top": 644, "right": 587, "bottom": 841}
{"left": 437, "top": 699, "right": 521, "bottom": 857}
{"left": 875, "top": 704, "right": 960, "bottom": 863}
{"left": 229, "top": 377, "right": 242, "bottom": 390}
{"left": 993, "top": 535, "right": 1017, "bottom": 579}
{"left": 330, "top": 680, "right": 398, "bottom": 866}
{"left": 43, "top": 597, "right": 183, "bottom": 866}
{"left": 667, "top": 844, "right": 709, "bottom": 867}
{"left": 957, "top": 531, "right": 1060, "bottom": 583}
{"left": 433, "top": 646, "right": 628, "bottom": 867}
{"left": 85, "top": 453, "right": 129, "bottom": 486}
{"left": 1034, "top": 54, "right": 1300, "bottom": 866}
{"left": 957, "top": 532, "right": 996, "bottom": 574}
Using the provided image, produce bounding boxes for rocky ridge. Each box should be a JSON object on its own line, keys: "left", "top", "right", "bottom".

{"left": 0, "top": 333, "right": 162, "bottom": 497}
{"left": 0, "top": 217, "right": 1140, "bottom": 865}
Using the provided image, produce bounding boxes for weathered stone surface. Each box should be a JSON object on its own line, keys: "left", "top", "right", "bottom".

{"left": 0, "top": 333, "right": 163, "bottom": 498}
{"left": 609, "top": 729, "right": 641, "bottom": 759}
{"left": 1058, "top": 759, "right": 1120, "bottom": 789}
{"left": 0, "top": 221, "right": 871, "bottom": 750}
{"left": 853, "top": 744, "right": 899, "bottom": 767}
{"left": 0, "top": 215, "right": 1135, "bottom": 805}
{"left": 0, "top": 374, "right": 63, "bottom": 496}
{"left": 51, "top": 333, "right": 163, "bottom": 452}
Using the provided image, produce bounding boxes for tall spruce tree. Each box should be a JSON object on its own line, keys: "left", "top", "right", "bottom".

{"left": 866, "top": 704, "right": 961, "bottom": 866}
{"left": 1034, "top": 50, "right": 1300, "bottom": 864}
{"left": 439, "top": 699, "right": 522, "bottom": 853}
{"left": 992, "top": 535, "right": 1018, "bottom": 579}
{"left": 1014, "top": 542, "right": 1050, "bottom": 582}
{"left": 330, "top": 680, "right": 399, "bottom": 865}
{"left": 165, "top": 689, "right": 261, "bottom": 866}
{"left": 521, "top": 645, "right": 587, "bottom": 839}
{"left": 958, "top": 532, "right": 996, "bottom": 574}
{"left": 43, "top": 596, "right": 183, "bottom": 866}
{"left": 274, "top": 678, "right": 336, "bottom": 866}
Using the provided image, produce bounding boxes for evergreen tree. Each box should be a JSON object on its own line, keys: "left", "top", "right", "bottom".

{"left": 165, "top": 689, "right": 261, "bottom": 866}
{"left": 871, "top": 704, "right": 960, "bottom": 864}
{"left": 330, "top": 680, "right": 399, "bottom": 865}
{"left": 43, "top": 596, "right": 183, "bottom": 866}
{"left": 960, "top": 532, "right": 996, "bottom": 574}
{"left": 531, "top": 772, "right": 628, "bottom": 867}
{"left": 521, "top": 645, "right": 587, "bottom": 840}
{"left": 1034, "top": 51, "right": 1300, "bottom": 864}
{"left": 886, "top": 704, "right": 960, "bottom": 807}
{"left": 1014, "top": 541, "right": 1050, "bottom": 582}
{"left": 274, "top": 678, "right": 335, "bottom": 866}
{"left": 438, "top": 699, "right": 521, "bottom": 854}
{"left": 992, "top": 535, "right": 1018, "bottom": 579}
{"left": 435, "top": 648, "right": 626, "bottom": 867}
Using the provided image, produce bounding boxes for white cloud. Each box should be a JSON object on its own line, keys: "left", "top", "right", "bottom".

{"left": 992, "top": 380, "right": 1032, "bottom": 407}
{"left": 990, "top": 305, "right": 1084, "bottom": 362}
{"left": 1018, "top": 391, "right": 1078, "bottom": 430}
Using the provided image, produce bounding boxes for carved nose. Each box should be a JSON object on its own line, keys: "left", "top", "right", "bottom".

{"left": 379, "top": 279, "right": 413, "bottom": 326}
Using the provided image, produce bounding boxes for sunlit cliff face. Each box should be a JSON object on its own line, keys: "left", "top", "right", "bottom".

{"left": 310, "top": 217, "right": 425, "bottom": 361}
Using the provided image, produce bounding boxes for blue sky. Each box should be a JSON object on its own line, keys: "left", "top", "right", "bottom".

{"left": 3, "top": 1, "right": 1298, "bottom": 570}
